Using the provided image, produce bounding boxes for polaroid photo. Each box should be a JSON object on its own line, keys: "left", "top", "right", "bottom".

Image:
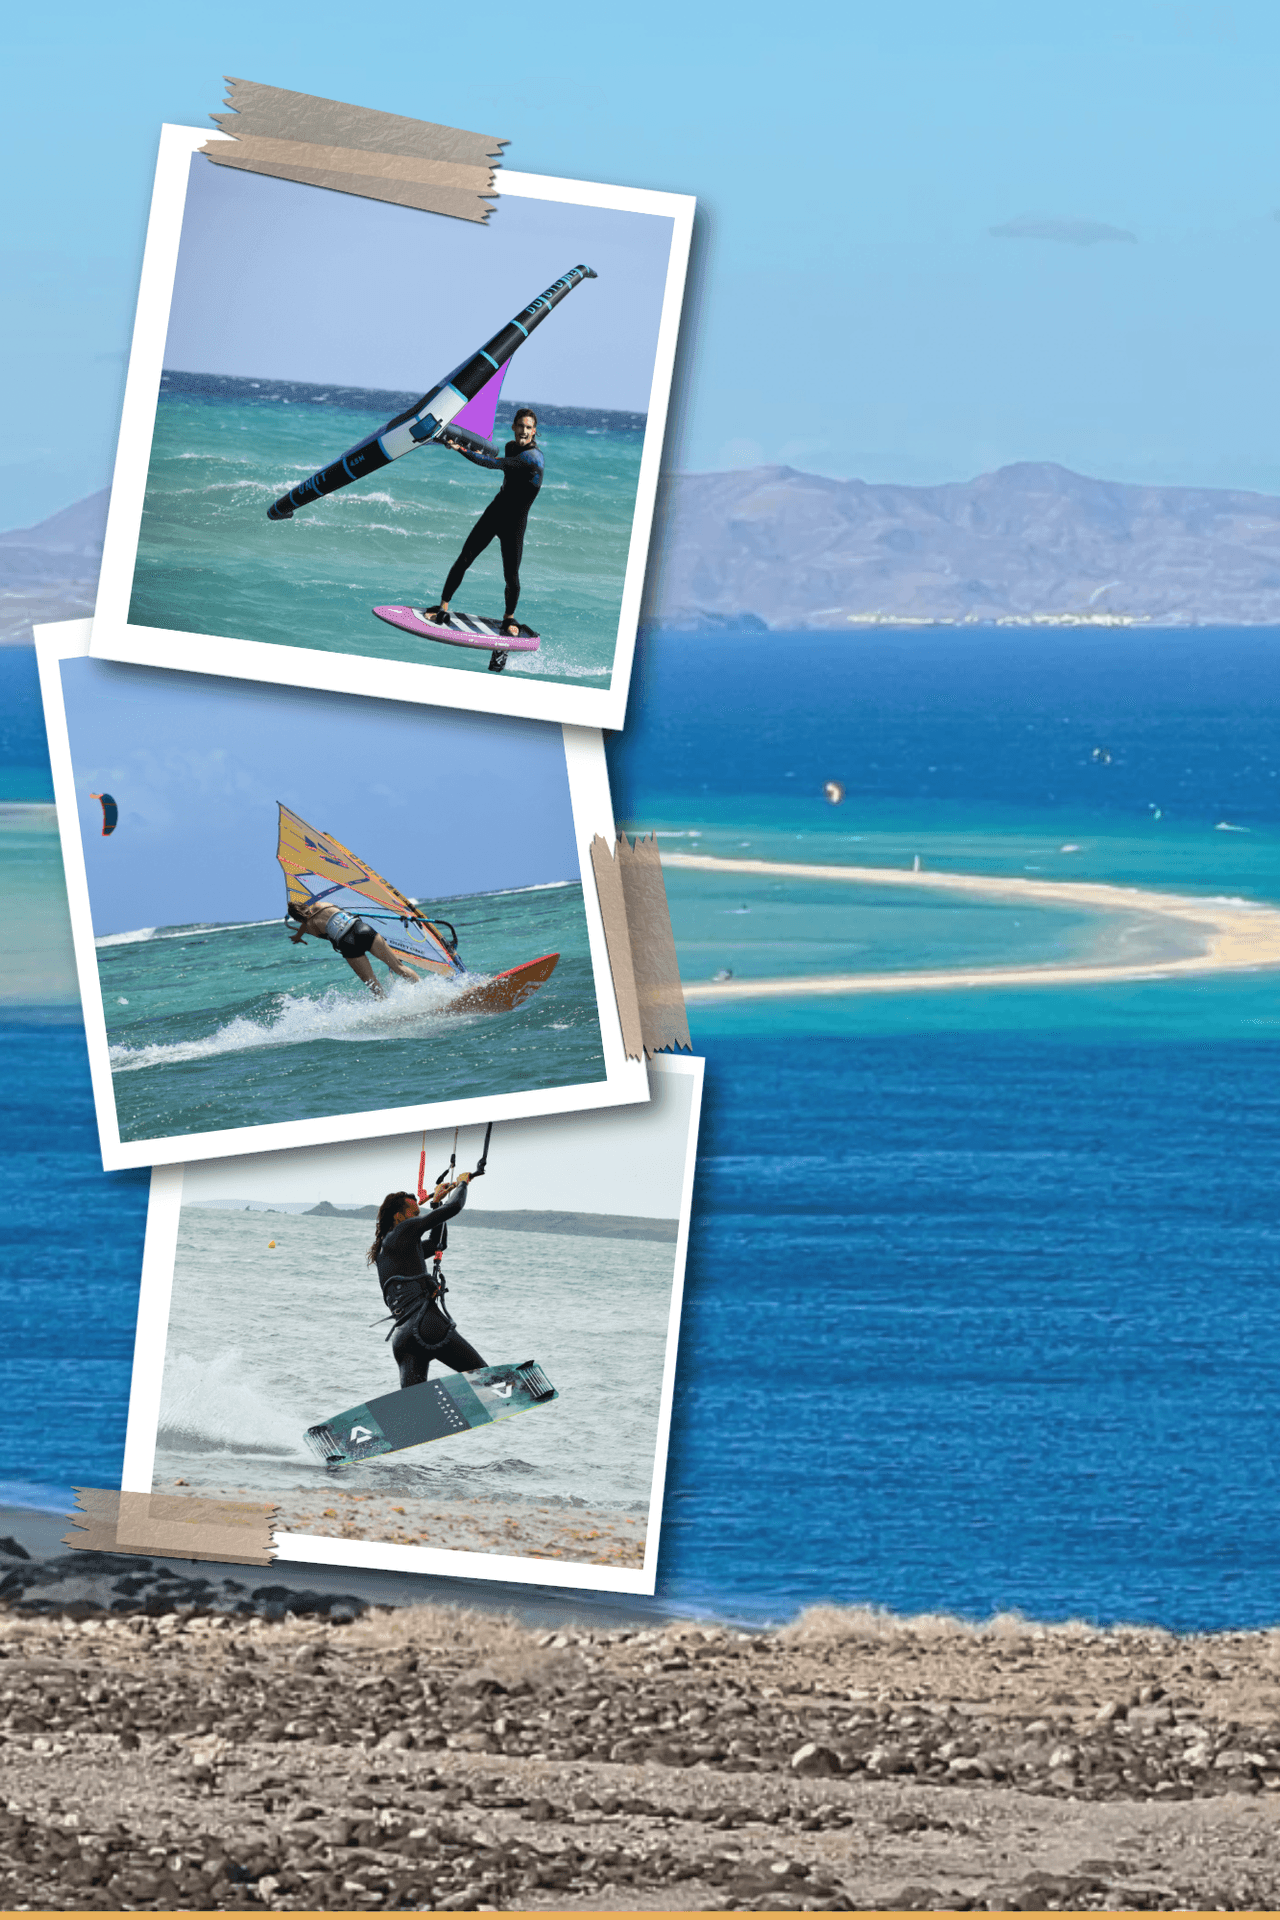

{"left": 88, "top": 125, "right": 693, "bottom": 729}
{"left": 37, "top": 620, "right": 648, "bottom": 1171}
{"left": 121, "top": 1056, "right": 702, "bottom": 1595}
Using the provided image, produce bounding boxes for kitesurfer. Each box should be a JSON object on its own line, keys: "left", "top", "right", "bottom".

{"left": 369, "top": 1176, "right": 487, "bottom": 1389}
{"left": 427, "top": 409, "right": 543, "bottom": 639}
{"left": 286, "top": 900, "right": 419, "bottom": 996}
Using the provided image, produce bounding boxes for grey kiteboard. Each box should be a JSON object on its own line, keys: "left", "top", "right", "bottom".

{"left": 303, "top": 1360, "right": 557, "bottom": 1467}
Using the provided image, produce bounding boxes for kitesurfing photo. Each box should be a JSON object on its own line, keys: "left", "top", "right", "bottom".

{"left": 37, "top": 621, "right": 647, "bottom": 1171}
{"left": 125, "top": 1060, "right": 702, "bottom": 1594}
{"left": 88, "top": 125, "right": 693, "bottom": 729}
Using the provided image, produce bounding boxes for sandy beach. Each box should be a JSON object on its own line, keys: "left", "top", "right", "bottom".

{"left": 666, "top": 851, "right": 1280, "bottom": 1001}
{"left": 7, "top": 1569, "right": 1280, "bottom": 1910}
{"left": 260, "top": 1487, "right": 646, "bottom": 1570}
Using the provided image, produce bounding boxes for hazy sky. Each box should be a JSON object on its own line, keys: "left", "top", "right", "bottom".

{"left": 60, "top": 656, "right": 577, "bottom": 935}
{"left": 182, "top": 1063, "right": 695, "bottom": 1217}
{"left": 163, "top": 160, "right": 674, "bottom": 410}
{"left": 8, "top": 2, "right": 1280, "bottom": 527}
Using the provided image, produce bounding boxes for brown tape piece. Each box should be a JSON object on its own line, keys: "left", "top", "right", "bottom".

{"left": 591, "top": 834, "right": 644, "bottom": 1060}
{"left": 66, "top": 1490, "right": 277, "bottom": 1567}
{"left": 591, "top": 834, "right": 691, "bottom": 1060}
{"left": 201, "top": 77, "right": 506, "bottom": 223}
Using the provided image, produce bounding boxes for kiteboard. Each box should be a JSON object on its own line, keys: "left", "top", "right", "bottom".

{"left": 445, "top": 951, "right": 559, "bottom": 1016}
{"left": 373, "top": 606, "right": 540, "bottom": 674}
{"left": 304, "top": 1360, "right": 557, "bottom": 1466}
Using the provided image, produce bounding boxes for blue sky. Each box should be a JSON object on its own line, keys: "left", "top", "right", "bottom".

{"left": 60, "top": 658, "right": 578, "bottom": 934}
{"left": 164, "top": 161, "right": 673, "bottom": 410}
{"left": 7, "top": 1, "right": 1280, "bottom": 528}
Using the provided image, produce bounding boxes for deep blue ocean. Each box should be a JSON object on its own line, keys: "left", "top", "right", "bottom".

{"left": 8, "top": 629, "right": 1280, "bottom": 1629}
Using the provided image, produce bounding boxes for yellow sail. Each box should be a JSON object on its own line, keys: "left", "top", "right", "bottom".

{"left": 275, "top": 804, "right": 461, "bottom": 977}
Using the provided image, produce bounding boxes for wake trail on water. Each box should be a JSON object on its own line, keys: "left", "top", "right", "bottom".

{"left": 158, "top": 1352, "right": 310, "bottom": 1463}
{"left": 109, "top": 973, "right": 490, "bottom": 1072}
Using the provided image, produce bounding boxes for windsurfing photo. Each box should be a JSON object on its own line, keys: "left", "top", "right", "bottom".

{"left": 35, "top": 619, "right": 648, "bottom": 1172}
{"left": 118, "top": 1058, "right": 701, "bottom": 1594}
{"left": 88, "top": 123, "right": 693, "bottom": 730}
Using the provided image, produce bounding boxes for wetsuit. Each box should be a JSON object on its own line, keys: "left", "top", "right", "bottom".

{"left": 322, "top": 907, "right": 378, "bottom": 961}
{"left": 375, "top": 1185, "right": 486, "bottom": 1389}
{"left": 441, "top": 441, "right": 545, "bottom": 622}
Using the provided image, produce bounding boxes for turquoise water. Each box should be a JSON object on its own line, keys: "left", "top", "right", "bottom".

{"left": 99, "top": 881, "right": 604, "bottom": 1144}
{"left": 0, "top": 805, "right": 78, "bottom": 1007}
{"left": 128, "top": 384, "right": 644, "bottom": 689}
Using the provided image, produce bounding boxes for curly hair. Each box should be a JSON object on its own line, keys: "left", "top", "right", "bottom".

{"left": 368, "top": 1191, "right": 415, "bottom": 1265}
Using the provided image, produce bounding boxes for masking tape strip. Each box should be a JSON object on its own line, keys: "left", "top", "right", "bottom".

{"left": 590, "top": 834, "right": 644, "bottom": 1060}
{"left": 591, "top": 833, "right": 691, "bottom": 1060}
{"left": 66, "top": 1489, "right": 277, "bottom": 1567}
{"left": 201, "top": 78, "right": 506, "bottom": 224}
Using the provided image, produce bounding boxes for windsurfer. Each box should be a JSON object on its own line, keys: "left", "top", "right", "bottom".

{"left": 369, "top": 1177, "right": 488, "bottom": 1389}
{"left": 287, "top": 900, "right": 419, "bottom": 995}
{"left": 427, "top": 409, "right": 543, "bottom": 639}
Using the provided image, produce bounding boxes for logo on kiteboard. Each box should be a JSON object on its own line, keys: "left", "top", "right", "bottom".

{"left": 348, "top": 1425, "right": 374, "bottom": 1443}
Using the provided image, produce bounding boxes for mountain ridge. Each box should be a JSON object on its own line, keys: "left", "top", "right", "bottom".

{"left": 9, "top": 460, "right": 1280, "bottom": 641}
{"left": 645, "top": 459, "right": 1280, "bottom": 628}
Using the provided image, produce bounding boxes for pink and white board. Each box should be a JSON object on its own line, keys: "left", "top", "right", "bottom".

{"left": 373, "top": 606, "right": 541, "bottom": 653}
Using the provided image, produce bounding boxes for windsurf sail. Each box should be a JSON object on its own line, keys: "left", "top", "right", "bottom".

{"left": 275, "top": 804, "right": 463, "bottom": 978}
{"left": 91, "top": 792, "right": 118, "bottom": 836}
{"left": 267, "top": 265, "right": 597, "bottom": 520}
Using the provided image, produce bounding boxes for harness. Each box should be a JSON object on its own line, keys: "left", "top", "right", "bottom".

{"left": 383, "top": 1251, "right": 458, "bottom": 1351}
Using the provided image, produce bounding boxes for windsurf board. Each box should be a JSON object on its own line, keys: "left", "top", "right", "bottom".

{"left": 304, "top": 1360, "right": 557, "bottom": 1466}
{"left": 446, "top": 951, "right": 559, "bottom": 1015}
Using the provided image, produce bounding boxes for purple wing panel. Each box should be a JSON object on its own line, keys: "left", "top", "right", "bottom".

{"left": 451, "top": 361, "right": 511, "bottom": 439}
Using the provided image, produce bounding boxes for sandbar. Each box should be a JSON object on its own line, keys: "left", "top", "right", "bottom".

{"left": 665, "top": 851, "right": 1280, "bottom": 1001}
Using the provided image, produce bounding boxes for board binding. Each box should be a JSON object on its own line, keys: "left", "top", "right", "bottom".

{"left": 304, "top": 1360, "right": 557, "bottom": 1466}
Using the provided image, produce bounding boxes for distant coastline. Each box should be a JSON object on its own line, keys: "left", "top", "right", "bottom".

{"left": 191, "top": 1201, "right": 678, "bottom": 1242}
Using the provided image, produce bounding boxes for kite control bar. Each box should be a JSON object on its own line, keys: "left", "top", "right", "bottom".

{"left": 418, "top": 1121, "right": 492, "bottom": 1202}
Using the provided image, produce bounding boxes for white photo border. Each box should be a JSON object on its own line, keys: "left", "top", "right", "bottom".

{"left": 88, "top": 125, "right": 694, "bottom": 731}
{"left": 37, "top": 618, "right": 649, "bottom": 1171}
{"left": 121, "top": 1055, "right": 704, "bottom": 1598}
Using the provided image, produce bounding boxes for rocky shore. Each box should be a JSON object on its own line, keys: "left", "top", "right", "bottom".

{"left": 7, "top": 1549, "right": 1280, "bottom": 1911}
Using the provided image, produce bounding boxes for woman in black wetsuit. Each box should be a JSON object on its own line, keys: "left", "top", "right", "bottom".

{"left": 368, "top": 1177, "right": 487, "bottom": 1389}
{"left": 426, "top": 408, "right": 544, "bottom": 639}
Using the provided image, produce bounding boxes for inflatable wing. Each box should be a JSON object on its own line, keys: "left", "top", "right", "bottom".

{"left": 267, "top": 265, "right": 597, "bottom": 521}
